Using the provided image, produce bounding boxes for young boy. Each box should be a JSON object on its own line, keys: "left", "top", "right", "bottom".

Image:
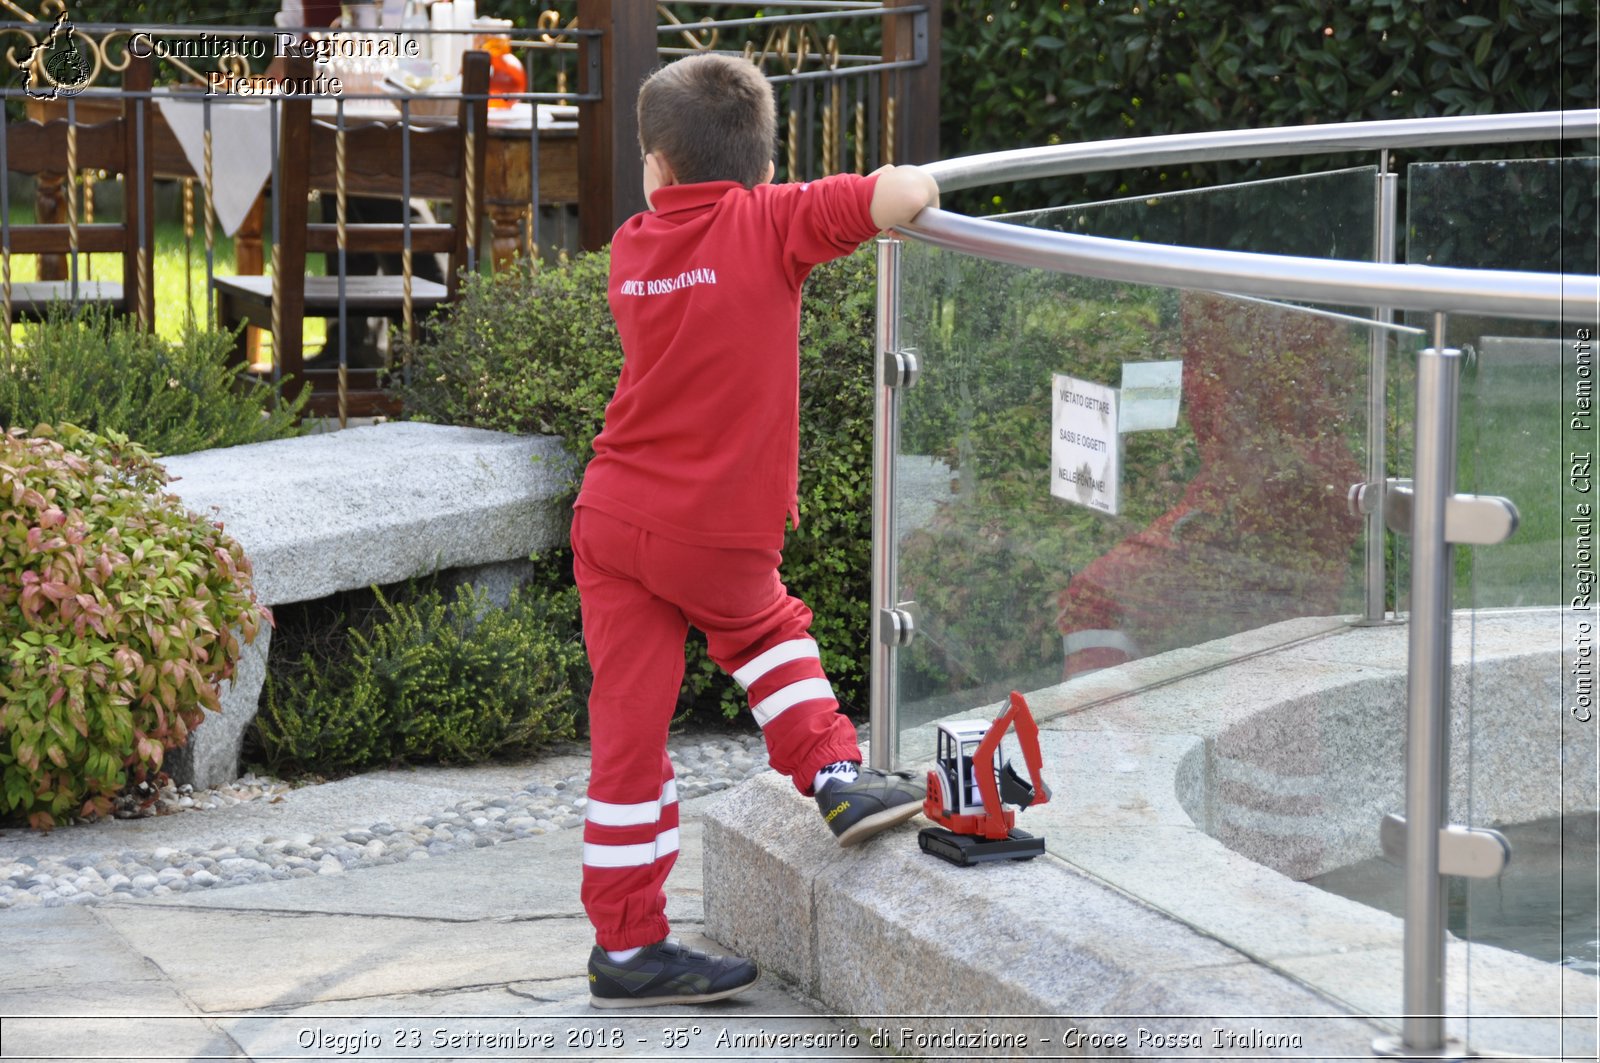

{"left": 571, "top": 53, "right": 939, "bottom": 1009}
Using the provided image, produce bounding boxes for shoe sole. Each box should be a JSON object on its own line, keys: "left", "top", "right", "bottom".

{"left": 833, "top": 800, "right": 923, "bottom": 847}
{"left": 589, "top": 980, "right": 756, "bottom": 1009}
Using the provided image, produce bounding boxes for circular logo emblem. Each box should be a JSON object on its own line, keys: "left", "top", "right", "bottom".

{"left": 42, "top": 42, "right": 89, "bottom": 92}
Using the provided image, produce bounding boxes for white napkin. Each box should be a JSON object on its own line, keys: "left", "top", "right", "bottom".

{"left": 155, "top": 96, "right": 274, "bottom": 237}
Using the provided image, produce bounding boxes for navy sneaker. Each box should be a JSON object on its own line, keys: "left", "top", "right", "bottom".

{"left": 815, "top": 766, "right": 926, "bottom": 846}
{"left": 587, "top": 938, "right": 758, "bottom": 1008}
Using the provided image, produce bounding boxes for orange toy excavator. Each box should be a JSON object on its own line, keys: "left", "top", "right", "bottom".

{"left": 919, "top": 691, "right": 1053, "bottom": 866}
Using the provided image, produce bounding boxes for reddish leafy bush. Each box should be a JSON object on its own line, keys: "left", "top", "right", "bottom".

{"left": 0, "top": 424, "right": 267, "bottom": 828}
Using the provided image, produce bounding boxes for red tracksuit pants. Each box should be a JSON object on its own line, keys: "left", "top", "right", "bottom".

{"left": 570, "top": 506, "right": 862, "bottom": 950}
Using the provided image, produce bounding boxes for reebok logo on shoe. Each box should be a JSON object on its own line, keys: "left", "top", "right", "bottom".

{"left": 814, "top": 767, "right": 925, "bottom": 846}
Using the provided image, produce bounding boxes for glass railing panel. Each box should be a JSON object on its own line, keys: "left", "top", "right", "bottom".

{"left": 1315, "top": 313, "right": 1594, "bottom": 1056}
{"left": 1308, "top": 157, "right": 1599, "bottom": 1056}
{"left": 892, "top": 262, "right": 1381, "bottom": 774}
{"left": 1427, "top": 158, "right": 1597, "bottom": 1055}
{"left": 891, "top": 167, "right": 1383, "bottom": 760}
{"left": 886, "top": 157, "right": 1599, "bottom": 1049}
{"left": 1023, "top": 164, "right": 1405, "bottom": 626}
{"left": 894, "top": 264, "right": 1373, "bottom": 758}
{"left": 1005, "top": 165, "right": 1379, "bottom": 259}
{"left": 893, "top": 234, "right": 1432, "bottom": 1028}
{"left": 1408, "top": 159, "right": 1599, "bottom": 610}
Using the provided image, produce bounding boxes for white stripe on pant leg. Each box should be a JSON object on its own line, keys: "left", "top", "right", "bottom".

{"left": 1062, "top": 629, "right": 1141, "bottom": 658}
{"left": 587, "top": 797, "right": 661, "bottom": 828}
{"left": 587, "top": 778, "right": 678, "bottom": 827}
{"left": 583, "top": 840, "right": 660, "bottom": 868}
{"left": 584, "top": 827, "right": 679, "bottom": 869}
{"left": 731, "top": 638, "right": 819, "bottom": 690}
{"left": 751, "top": 676, "right": 834, "bottom": 727}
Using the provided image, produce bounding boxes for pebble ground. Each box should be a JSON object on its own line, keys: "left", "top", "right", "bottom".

{"left": 0, "top": 732, "right": 769, "bottom": 911}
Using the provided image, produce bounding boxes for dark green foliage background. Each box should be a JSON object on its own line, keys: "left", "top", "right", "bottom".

{"left": 395, "top": 254, "right": 620, "bottom": 449}
{"left": 67, "top": 3, "right": 284, "bottom": 27}
{"left": 940, "top": 0, "right": 1597, "bottom": 211}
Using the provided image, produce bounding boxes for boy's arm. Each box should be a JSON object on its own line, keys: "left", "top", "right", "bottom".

{"left": 869, "top": 164, "right": 940, "bottom": 231}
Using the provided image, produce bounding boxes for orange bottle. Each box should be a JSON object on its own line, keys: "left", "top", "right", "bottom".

{"left": 482, "top": 36, "right": 524, "bottom": 108}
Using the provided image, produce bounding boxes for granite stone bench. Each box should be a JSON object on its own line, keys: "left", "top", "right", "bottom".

{"left": 159, "top": 422, "right": 576, "bottom": 789}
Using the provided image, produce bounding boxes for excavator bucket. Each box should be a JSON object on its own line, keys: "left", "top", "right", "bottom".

{"left": 998, "top": 757, "right": 1045, "bottom": 809}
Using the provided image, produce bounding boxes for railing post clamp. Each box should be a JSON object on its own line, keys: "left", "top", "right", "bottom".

{"left": 1352, "top": 478, "right": 1520, "bottom": 546}
{"left": 1379, "top": 814, "right": 1511, "bottom": 879}
{"left": 877, "top": 601, "right": 919, "bottom": 647}
{"left": 881, "top": 346, "right": 920, "bottom": 389}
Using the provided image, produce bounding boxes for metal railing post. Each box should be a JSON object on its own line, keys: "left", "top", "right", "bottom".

{"left": 869, "top": 235, "right": 903, "bottom": 770}
{"left": 1364, "top": 162, "right": 1400, "bottom": 623}
{"left": 1397, "top": 315, "right": 1460, "bottom": 1055}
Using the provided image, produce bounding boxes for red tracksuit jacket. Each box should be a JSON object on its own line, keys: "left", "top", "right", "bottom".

{"left": 575, "top": 173, "right": 881, "bottom": 545}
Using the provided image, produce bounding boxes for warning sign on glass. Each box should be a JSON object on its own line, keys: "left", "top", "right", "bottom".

{"left": 1051, "top": 373, "right": 1120, "bottom": 514}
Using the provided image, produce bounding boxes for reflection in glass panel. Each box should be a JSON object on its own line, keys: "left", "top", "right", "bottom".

{"left": 893, "top": 257, "right": 1371, "bottom": 738}
{"left": 890, "top": 167, "right": 1386, "bottom": 744}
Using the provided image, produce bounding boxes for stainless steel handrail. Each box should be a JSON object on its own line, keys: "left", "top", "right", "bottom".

{"left": 901, "top": 211, "right": 1595, "bottom": 320}
{"left": 922, "top": 109, "right": 1599, "bottom": 190}
{"left": 900, "top": 110, "right": 1600, "bottom": 322}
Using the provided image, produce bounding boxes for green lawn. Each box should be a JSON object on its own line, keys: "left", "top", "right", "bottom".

{"left": 1454, "top": 331, "right": 1567, "bottom": 609}
{"left": 4, "top": 192, "right": 328, "bottom": 355}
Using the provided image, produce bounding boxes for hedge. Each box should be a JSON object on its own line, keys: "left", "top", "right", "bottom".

{"left": 940, "top": 0, "right": 1597, "bottom": 211}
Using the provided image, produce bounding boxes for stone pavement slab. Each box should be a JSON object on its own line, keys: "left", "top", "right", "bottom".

{"left": 210, "top": 980, "right": 871, "bottom": 1060}
{"left": 95, "top": 905, "right": 595, "bottom": 1013}
{"left": 125, "top": 827, "right": 703, "bottom": 926}
{"left": 0, "top": 796, "right": 891, "bottom": 1062}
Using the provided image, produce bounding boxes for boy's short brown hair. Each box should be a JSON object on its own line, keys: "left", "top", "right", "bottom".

{"left": 637, "top": 54, "right": 776, "bottom": 188}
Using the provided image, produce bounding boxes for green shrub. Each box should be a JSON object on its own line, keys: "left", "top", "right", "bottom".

{"left": 941, "top": 0, "right": 1597, "bottom": 213}
{"left": 395, "top": 254, "right": 620, "bottom": 456}
{"left": 398, "top": 247, "right": 881, "bottom": 720}
{"left": 0, "top": 306, "right": 306, "bottom": 455}
{"left": 0, "top": 423, "right": 267, "bottom": 828}
{"left": 251, "top": 570, "right": 586, "bottom": 777}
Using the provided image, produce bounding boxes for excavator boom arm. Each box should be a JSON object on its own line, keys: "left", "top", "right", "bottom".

{"left": 1007, "top": 691, "right": 1051, "bottom": 806}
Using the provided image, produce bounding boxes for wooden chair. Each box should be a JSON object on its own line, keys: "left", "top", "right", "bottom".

{"left": 2, "top": 55, "right": 156, "bottom": 328}
{"left": 213, "top": 51, "right": 490, "bottom": 420}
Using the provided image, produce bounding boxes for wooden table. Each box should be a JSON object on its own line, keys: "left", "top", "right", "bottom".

{"left": 26, "top": 95, "right": 579, "bottom": 280}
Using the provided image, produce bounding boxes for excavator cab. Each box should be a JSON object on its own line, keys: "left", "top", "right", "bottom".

{"left": 933, "top": 721, "right": 990, "bottom": 818}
